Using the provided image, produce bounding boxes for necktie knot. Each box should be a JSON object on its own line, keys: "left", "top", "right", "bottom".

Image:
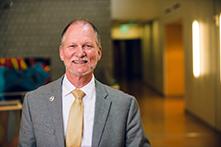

{"left": 72, "top": 88, "right": 85, "bottom": 101}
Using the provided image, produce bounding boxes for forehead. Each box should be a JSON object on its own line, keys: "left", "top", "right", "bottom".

{"left": 62, "top": 23, "right": 97, "bottom": 42}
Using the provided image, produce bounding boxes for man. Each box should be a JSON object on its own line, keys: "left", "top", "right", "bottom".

{"left": 19, "top": 19, "right": 150, "bottom": 147}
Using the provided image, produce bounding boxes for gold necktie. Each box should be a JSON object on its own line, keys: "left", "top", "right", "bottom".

{"left": 66, "top": 88, "right": 85, "bottom": 147}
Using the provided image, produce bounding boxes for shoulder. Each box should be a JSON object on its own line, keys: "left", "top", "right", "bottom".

{"left": 24, "top": 76, "right": 63, "bottom": 99}
{"left": 95, "top": 80, "right": 137, "bottom": 105}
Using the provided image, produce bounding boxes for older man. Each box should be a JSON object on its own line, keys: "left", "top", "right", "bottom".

{"left": 19, "top": 19, "right": 150, "bottom": 147}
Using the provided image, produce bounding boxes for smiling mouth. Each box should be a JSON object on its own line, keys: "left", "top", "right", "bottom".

{"left": 72, "top": 60, "right": 88, "bottom": 64}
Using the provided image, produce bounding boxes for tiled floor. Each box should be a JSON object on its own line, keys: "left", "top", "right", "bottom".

{"left": 119, "top": 80, "right": 221, "bottom": 147}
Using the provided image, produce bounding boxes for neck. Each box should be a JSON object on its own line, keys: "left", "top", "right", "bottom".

{"left": 66, "top": 72, "right": 93, "bottom": 88}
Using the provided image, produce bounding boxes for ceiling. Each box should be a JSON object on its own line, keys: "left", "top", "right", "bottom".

{"left": 111, "top": 0, "right": 181, "bottom": 21}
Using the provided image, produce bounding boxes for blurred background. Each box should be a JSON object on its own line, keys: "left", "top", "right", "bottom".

{"left": 0, "top": 0, "right": 221, "bottom": 146}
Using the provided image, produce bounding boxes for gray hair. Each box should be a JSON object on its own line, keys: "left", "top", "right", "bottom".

{"left": 60, "top": 19, "right": 102, "bottom": 50}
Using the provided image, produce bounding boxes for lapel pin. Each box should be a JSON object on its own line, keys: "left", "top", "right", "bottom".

{"left": 49, "top": 96, "right": 55, "bottom": 102}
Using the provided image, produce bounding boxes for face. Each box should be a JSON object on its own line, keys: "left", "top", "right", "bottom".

{"left": 59, "top": 22, "right": 102, "bottom": 78}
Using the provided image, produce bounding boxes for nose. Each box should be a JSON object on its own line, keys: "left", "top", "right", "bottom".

{"left": 75, "top": 46, "right": 86, "bottom": 57}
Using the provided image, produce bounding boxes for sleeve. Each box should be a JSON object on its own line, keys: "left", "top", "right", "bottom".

{"left": 19, "top": 92, "right": 36, "bottom": 147}
{"left": 126, "top": 97, "right": 151, "bottom": 147}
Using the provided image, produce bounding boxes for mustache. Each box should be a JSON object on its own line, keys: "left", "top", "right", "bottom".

{"left": 72, "top": 57, "right": 88, "bottom": 63}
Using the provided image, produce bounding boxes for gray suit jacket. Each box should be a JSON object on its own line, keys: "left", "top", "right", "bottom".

{"left": 19, "top": 76, "right": 150, "bottom": 147}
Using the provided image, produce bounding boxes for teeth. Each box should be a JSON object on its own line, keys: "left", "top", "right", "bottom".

{"left": 73, "top": 60, "right": 87, "bottom": 64}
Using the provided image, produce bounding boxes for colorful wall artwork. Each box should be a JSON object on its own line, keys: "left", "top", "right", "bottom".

{"left": 0, "top": 57, "right": 51, "bottom": 101}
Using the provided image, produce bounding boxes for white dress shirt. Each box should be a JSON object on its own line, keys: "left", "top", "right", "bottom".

{"left": 62, "top": 75, "right": 96, "bottom": 147}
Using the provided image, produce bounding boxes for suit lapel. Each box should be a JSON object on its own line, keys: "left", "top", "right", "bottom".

{"left": 45, "top": 77, "right": 111, "bottom": 147}
{"left": 47, "top": 77, "right": 65, "bottom": 147}
{"left": 92, "top": 80, "right": 112, "bottom": 147}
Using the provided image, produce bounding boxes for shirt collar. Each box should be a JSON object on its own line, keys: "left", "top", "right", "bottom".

{"left": 63, "top": 74, "right": 95, "bottom": 97}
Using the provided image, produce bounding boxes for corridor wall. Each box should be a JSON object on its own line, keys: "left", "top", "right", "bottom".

{"left": 155, "top": 0, "right": 221, "bottom": 131}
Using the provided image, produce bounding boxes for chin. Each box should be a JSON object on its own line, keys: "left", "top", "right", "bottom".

{"left": 67, "top": 65, "right": 96, "bottom": 77}
{"left": 71, "top": 70, "right": 93, "bottom": 77}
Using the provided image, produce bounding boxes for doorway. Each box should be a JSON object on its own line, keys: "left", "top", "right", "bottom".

{"left": 164, "top": 22, "right": 185, "bottom": 96}
{"left": 113, "top": 39, "right": 143, "bottom": 82}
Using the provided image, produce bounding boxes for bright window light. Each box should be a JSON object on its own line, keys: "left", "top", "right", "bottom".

{"left": 192, "top": 20, "right": 200, "bottom": 78}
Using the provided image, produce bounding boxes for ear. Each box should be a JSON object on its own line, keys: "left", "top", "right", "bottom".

{"left": 97, "top": 49, "right": 102, "bottom": 61}
{"left": 59, "top": 48, "right": 64, "bottom": 61}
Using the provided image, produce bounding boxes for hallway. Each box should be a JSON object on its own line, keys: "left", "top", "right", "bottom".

{"left": 120, "top": 80, "right": 221, "bottom": 147}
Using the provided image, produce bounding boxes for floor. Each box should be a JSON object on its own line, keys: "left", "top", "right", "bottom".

{"left": 120, "top": 80, "right": 221, "bottom": 147}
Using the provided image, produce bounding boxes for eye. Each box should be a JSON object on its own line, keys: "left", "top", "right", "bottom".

{"left": 70, "top": 44, "right": 78, "bottom": 48}
{"left": 83, "top": 44, "right": 93, "bottom": 50}
{"left": 67, "top": 44, "right": 78, "bottom": 50}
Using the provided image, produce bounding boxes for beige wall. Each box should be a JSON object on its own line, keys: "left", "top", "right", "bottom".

{"left": 111, "top": 0, "right": 159, "bottom": 20}
{"left": 142, "top": 21, "right": 164, "bottom": 94}
{"left": 182, "top": 0, "right": 217, "bottom": 129}
{"left": 142, "top": 24, "right": 152, "bottom": 88}
{"left": 214, "top": 0, "right": 221, "bottom": 132}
